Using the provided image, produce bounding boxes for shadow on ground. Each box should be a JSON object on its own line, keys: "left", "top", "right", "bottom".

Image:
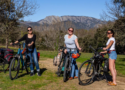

{"left": 18, "top": 68, "right": 47, "bottom": 78}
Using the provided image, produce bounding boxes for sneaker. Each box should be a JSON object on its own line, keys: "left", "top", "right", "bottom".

{"left": 30, "top": 72, "right": 34, "bottom": 76}
{"left": 37, "top": 71, "right": 41, "bottom": 76}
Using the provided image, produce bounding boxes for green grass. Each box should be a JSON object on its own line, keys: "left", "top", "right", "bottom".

{"left": 39, "top": 51, "right": 125, "bottom": 76}
{"left": 0, "top": 69, "right": 62, "bottom": 90}
{"left": 0, "top": 46, "right": 124, "bottom": 89}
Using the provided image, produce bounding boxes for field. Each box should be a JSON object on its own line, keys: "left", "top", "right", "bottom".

{"left": 40, "top": 51, "right": 125, "bottom": 76}
{"left": 0, "top": 48, "right": 125, "bottom": 90}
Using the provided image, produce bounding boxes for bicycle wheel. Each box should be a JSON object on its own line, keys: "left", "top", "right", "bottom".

{"left": 63, "top": 58, "right": 70, "bottom": 82}
{"left": 9, "top": 57, "right": 20, "bottom": 80}
{"left": 0, "top": 57, "right": 9, "bottom": 73}
{"left": 57, "top": 58, "right": 64, "bottom": 76}
{"left": 78, "top": 60, "right": 95, "bottom": 85}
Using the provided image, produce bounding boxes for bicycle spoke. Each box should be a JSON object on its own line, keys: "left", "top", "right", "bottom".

{"left": 78, "top": 60, "right": 95, "bottom": 85}
{"left": 9, "top": 57, "right": 20, "bottom": 80}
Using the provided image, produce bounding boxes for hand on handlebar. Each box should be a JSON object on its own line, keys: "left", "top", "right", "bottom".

{"left": 27, "top": 43, "right": 32, "bottom": 47}
{"left": 10, "top": 43, "right": 13, "bottom": 46}
{"left": 78, "top": 47, "right": 82, "bottom": 51}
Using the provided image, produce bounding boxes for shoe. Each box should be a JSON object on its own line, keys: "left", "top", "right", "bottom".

{"left": 69, "top": 77, "right": 73, "bottom": 80}
{"left": 37, "top": 71, "right": 41, "bottom": 76}
{"left": 30, "top": 72, "right": 34, "bottom": 76}
{"left": 108, "top": 81, "right": 113, "bottom": 84}
{"left": 74, "top": 76, "right": 78, "bottom": 79}
{"left": 108, "top": 82, "right": 117, "bottom": 86}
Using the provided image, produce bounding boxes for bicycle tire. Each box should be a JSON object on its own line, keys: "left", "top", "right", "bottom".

{"left": 63, "top": 57, "right": 70, "bottom": 82}
{"left": 0, "top": 57, "right": 9, "bottom": 73}
{"left": 9, "top": 57, "right": 20, "bottom": 80}
{"left": 57, "top": 58, "right": 64, "bottom": 76}
{"left": 78, "top": 60, "right": 95, "bottom": 85}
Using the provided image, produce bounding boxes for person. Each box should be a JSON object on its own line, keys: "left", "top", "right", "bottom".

{"left": 64, "top": 27, "right": 81, "bottom": 80}
{"left": 100, "top": 29, "right": 117, "bottom": 86}
{"left": 10, "top": 26, "right": 41, "bottom": 76}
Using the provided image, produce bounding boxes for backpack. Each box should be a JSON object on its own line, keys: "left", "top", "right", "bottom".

{"left": 103, "top": 59, "right": 109, "bottom": 72}
{"left": 53, "top": 52, "right": 62, "bottom": 66}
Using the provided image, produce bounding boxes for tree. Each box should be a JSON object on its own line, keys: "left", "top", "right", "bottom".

{"left": 100, "top": 0, "right": 124, "bottom": 21}
{"left": 0, "top": 0, "right": 38, "bottom": 48}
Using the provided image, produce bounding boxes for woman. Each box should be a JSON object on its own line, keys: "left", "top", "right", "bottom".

{"left": 64, "top": 27, "right": 81, "bottom": 80}
{"left": 10, "top": 26, "right": 41, "bottom": 76}
{"left": 101, "top": 29, "right": 117, "bottom": 86}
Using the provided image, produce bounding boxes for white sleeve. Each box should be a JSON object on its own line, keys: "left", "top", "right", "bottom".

{"left": 74, "top": 35, "right": 77, "bottom": 40}
{"left": 110, "top": 38, "right": 115, "bottom": 42}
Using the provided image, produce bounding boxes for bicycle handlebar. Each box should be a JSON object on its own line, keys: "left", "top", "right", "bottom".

{"left": 89, "top": 45, "right": 103, "bottom": 52}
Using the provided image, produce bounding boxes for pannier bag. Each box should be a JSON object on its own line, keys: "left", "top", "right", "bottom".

{"left": 4, "top": 49, "right": 14, "bottom": 62}
{"left": 53, "top": 52, "right": 62, "bottom": 66}
{"left": 103, "top": 59, "right": 109, "bottom": 72}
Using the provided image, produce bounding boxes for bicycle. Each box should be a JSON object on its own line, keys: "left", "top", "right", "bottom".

{"left": 63, "top": 48, "right": 79, "bottom": 82}
{"left": 9, "top": 43, "right": 38, "bottom": 80}
{"left": 55, "top": 46, "right": 66, "bottom": 77}
{"left": 78, "top": 45, "right": 108, "bottom": 85}
{"left": 0, "top": 48, "right": 13, "bottom": 73}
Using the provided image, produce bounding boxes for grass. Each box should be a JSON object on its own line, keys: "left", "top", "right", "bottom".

{"left": 0, "top": 68, "right": 62, "bottom": 90}
{"left": 39, "top": 50, "right": 125, "bottom": 76}
{"left": 0, "top": 46, "right": 124, "bottom": 89}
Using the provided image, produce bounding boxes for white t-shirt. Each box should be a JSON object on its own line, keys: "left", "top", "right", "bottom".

{"left": 106, "top": 37, "right": 115, "bottom": 50}
{"left": 64, "top": 34, "right": 77, "bottom": 51}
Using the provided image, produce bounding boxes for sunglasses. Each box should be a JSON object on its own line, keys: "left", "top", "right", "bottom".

{"left": 107, "top": 32, "right": 112, "bottom": 34}
{"left": 27, "top": 29, "right": 32, "bottom": 32}
{"left": 68, "top": 30, "right": 73, "bottom": 32}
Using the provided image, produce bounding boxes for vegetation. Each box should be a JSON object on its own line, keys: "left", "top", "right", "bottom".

{"left": 0, "top": 0, "right": 38, "bottom": 48}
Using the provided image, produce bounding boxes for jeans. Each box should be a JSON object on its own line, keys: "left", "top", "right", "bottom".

{"left": 27, "top": 48, "right": 40, "bottom": 72}
{"left": 66, "top": 50, "right": 78, "bottom": 77}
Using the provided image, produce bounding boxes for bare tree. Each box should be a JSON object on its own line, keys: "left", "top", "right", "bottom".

{"left": 100, "top": 0, "right": 124, "bottom": 21}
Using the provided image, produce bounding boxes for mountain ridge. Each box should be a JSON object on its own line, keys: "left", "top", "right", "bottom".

{"left": 21, "top": 15, "right": 105, "bottom": 30}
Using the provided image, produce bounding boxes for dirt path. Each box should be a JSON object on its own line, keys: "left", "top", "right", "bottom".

{"left": 39, "top": 59, "right": 125, "bottom": 90}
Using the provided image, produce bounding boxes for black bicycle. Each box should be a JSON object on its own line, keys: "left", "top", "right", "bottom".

{"left": 9, "top": 43, "right": 32, "bottom": 80}
{"left": 78, "top": 46, "right": 108, "bottom": 85}
{"left": 63, "top": 48, "right": 79, "bottom": 82}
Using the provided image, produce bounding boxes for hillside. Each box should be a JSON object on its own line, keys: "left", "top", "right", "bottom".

{"left": 21, "top": 15, "right": 105, "bottom": 30}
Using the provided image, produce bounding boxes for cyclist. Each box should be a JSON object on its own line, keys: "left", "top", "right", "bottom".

{"left": 64, "top": 27, "right": 81, "bottom": 80}
{"left": 100, "top": 29, "right": 117, "bottom": 86}
{"left": 10, "top": 26, "right": 41, "bottom": 76}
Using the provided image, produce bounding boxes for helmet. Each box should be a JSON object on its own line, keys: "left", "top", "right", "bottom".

{"left": 72, "top": 53, "right": 81, "bottom": 59}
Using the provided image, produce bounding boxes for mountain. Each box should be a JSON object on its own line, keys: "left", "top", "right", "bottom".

{"left": 21, "top": 15, "right": 105, "bottom": 30}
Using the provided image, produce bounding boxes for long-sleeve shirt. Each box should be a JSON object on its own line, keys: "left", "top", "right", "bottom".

{"left": 18, "top": 34, "right": 36, "bottom": 49}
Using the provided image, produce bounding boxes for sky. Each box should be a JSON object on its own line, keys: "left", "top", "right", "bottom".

{"left": 23, "top": 0, "right": 111, "bottom": 22}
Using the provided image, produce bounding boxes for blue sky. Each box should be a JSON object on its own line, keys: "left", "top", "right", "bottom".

{"left": 24, "top": 0, "right": 111, "bottom": 22}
